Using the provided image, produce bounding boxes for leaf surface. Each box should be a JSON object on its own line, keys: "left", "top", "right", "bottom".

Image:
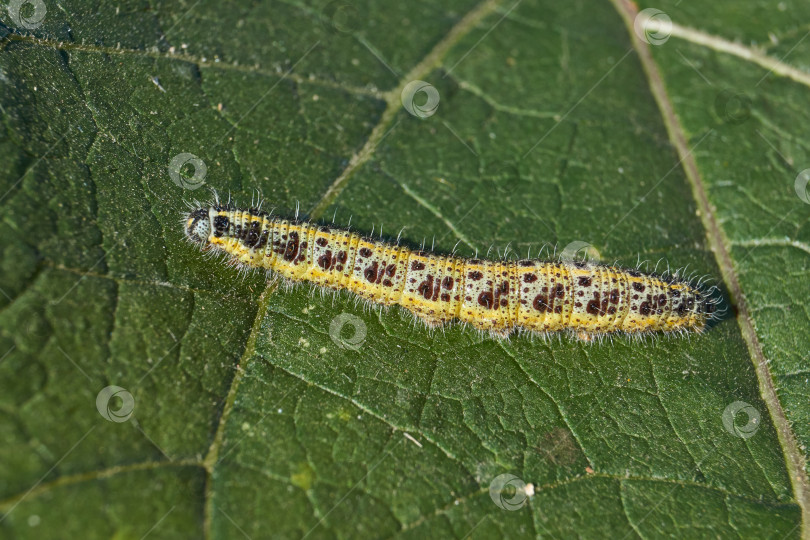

{"left": 0, "top": 0, "right": 806, "bottom": 537}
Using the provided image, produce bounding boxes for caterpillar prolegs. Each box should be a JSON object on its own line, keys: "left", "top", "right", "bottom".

{"left": 185, "top": 205, "right": 719, "bottom": 338}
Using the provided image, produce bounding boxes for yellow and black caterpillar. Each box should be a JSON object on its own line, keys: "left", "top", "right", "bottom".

{"left": 185, "top": 205, "right": 718, "bottom": 337}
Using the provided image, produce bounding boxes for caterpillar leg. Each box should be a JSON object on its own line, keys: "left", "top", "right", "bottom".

{"left": 411, "top": 312, "right": 447, "bottom": 329}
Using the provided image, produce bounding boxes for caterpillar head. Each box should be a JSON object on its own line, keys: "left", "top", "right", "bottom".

{"left": 185, "top": 208, "right": 212, "bottom": 244}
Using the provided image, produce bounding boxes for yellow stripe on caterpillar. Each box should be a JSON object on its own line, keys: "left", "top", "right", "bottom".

{"left": 185, "top": 206, "right": 718, "bottom": 337}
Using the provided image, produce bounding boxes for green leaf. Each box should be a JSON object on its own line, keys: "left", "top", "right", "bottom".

{"left": 0, "top": 0, "right": 807, "bottom": 537}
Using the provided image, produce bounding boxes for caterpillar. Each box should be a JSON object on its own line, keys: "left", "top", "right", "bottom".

{"left": 184, "top": 204, "right": 719, "bottom": 338}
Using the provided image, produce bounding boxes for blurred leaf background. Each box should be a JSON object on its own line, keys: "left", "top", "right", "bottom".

{"left": 0, "top": 0, "right": 808, "bottom": 537}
